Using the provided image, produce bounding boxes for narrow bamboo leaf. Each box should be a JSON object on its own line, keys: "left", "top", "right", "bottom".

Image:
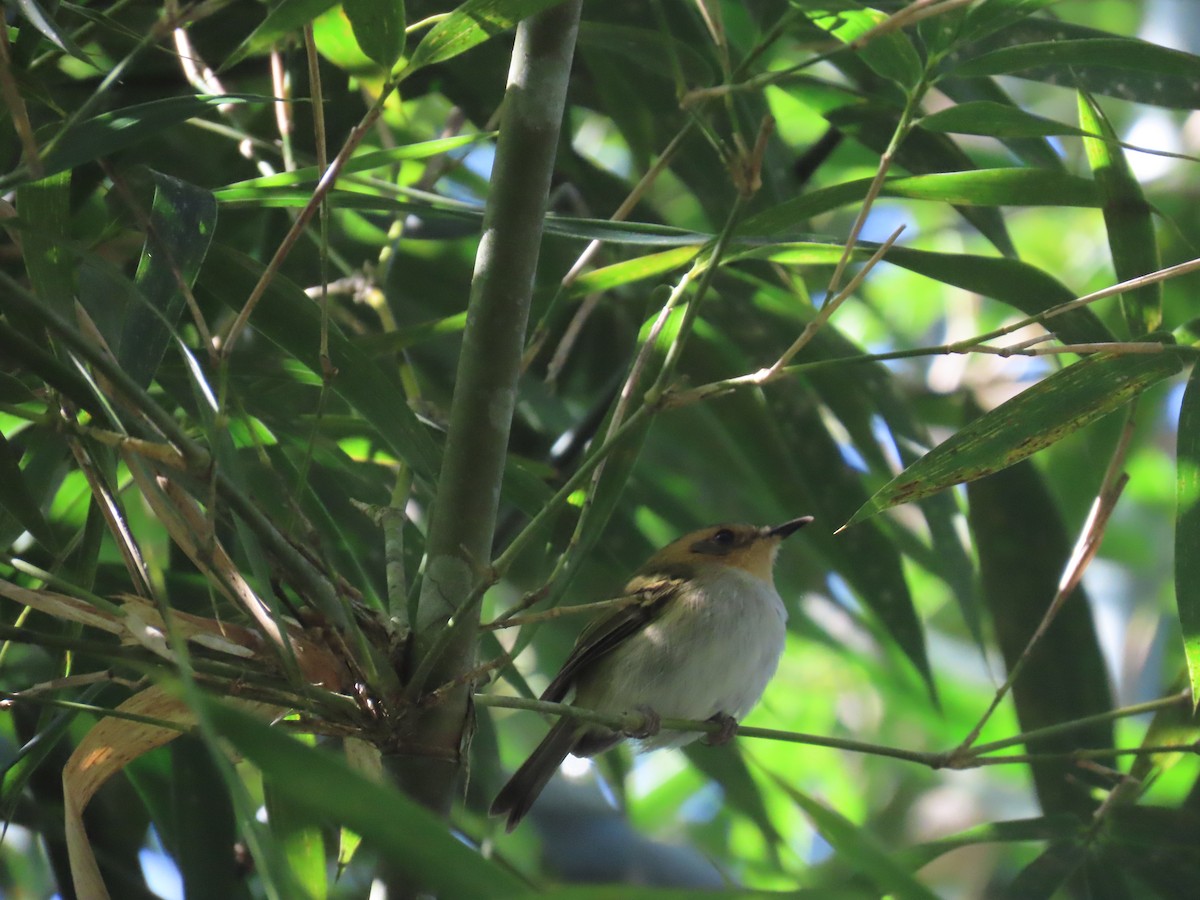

{"left": 196, "top": 245, "right": 442, "bottom": 484}
{"left": 15, "top": 0, "right": 94, "bottom": 66}
{"left": 16, "top": 171, "right": 74, "bottom": 320}
{"left": 739, "top": 169, "right": 1102, "bottom": 238}
{"left": 958, "top": 0, "right": 1068, "bottom": 46}
{"left": 1002, "top": 841, "right": 1088, "bottom": 899}
{"left": 1176, "top": 363, "right": 1200, "bottom": 705}
{"left": 968, "top": 459, "right": 1113, "bottom": 819}
{"left": 121, "top": 172, "right": 218, "bottom": 389}
{"left": 775, "top": 780, "right": 940, "bottom": 900}
{"left": 822, "top": 102, "right": 1016, "bottom": 255}
{"left": 684, "top": 744, "right": 783, "bottom": 850}
{"left": 0, "top": 431, "right": 58, "bottom": 552}
{"left": 264, "top": 769, "right": 328, "bottom": 900}
{"left": 823, "top": 8, "right": 924, "bottom": 90}
{"left": 884, "top": 246, "right": 1113, "bottom": 346}
{"left": 935, "top": 76, "right": 1064, "bottom": 169}
{"left": 216, "top": 187, "right": 715, "bottom": 246}
{"left": 897, "top": 816, "right": 1082, "bottom": 872}
{"left": 0, "top": 373, "right": 32, "bottom": 402}
{"left": 1106, "top": 806, "right": 1200, "bottom": 893}
{"left": 203, "top": 700, "right": 522, "bottom": 898}
{"left": 222, "top": 0, "right": 340, "bottom": 70}
{"left": 344, "top": 0, "right": 406, "bottom": 69}
{"left": 956, "top": 37, "right": 1200, "bottom": 81}
{"left": 1078, "top": 93, "right": 1161, "bottom": 336}
{"left": 953, "top": 38, "right": 1200, "bottom": 110}
{"left": 0, "top": 318, "right": 95, "bottom": 417}
{"left": 39, "top": 95, "right": 276, "bottom": 179}
{"left": 848, "top": 345, "right": 1182, "bottom": 524}
{"left": 921, "top": 101, "right": 1090, "bottom": 138}
{"left": 218, "top": 135, "right": 490, "bottom": 192}
{"left": 577, "top": 22, "right": 715, "bottom": 84}
{"left": 731, "top": 242, "right": 1113, "bottom": 347}
{"left": 567, "top": 246, "right": 700, "bottom": 298}
{"left": 170, "top": 739, "right": 248, "bottom": 900}
{"left": 406, "top": 0, "right": 569, "bottom": 73}
{"left": 1, "top": 683, "right": 111, "bottom": 828}
{"left": 1128, "top": 684, "right": 1200, "bottom": 785}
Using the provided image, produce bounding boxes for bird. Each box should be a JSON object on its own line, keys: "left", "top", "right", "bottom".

{"left": 491, "top": 517, "right": 812, "bottom": 831}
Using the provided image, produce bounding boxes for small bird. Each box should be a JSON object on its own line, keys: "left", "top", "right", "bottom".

{"left": 491, "top": 517, "right": 812, "bottom": 831}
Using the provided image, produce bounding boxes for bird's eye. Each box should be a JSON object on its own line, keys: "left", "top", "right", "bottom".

{"left": 712, "top": 528, "right": 735, "bottom": 545}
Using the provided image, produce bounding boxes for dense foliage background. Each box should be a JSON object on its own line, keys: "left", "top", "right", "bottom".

{"left": 4, "top": 0, "right": 1200, "bottom": 896}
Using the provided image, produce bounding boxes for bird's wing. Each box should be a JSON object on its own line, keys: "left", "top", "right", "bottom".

{"left": 540, "top": 575, "right": 682, "bottom": 703}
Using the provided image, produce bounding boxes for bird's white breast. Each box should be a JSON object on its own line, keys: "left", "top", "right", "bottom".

{"left": 580, "top": 568, "right": 788, "bottom": 749}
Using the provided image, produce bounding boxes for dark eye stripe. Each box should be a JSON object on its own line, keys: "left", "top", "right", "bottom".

{"left": 713, "top": 528, "right": 735, "bottom": 545}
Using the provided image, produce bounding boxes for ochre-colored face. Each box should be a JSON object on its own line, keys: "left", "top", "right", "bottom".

{"left": 652, "top": 523, "right": 784, "bottom": 582}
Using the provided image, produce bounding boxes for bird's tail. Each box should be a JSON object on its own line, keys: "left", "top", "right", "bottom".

{"left": 490, "top": 718, "right": 579, "bottom": 831}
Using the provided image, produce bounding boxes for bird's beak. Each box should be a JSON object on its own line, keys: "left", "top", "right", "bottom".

{"left": 768, "top": 516, "right": 814, "bottom": 540}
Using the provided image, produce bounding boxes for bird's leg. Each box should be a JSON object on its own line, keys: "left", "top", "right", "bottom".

{"left": 702, "top": 712, "right": 738, "bottom": 746}
{"left": 624, "top": 704, "right": 661, "bottom": 739}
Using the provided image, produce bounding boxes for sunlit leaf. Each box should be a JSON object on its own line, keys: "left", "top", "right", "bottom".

{"left": 344, "top": 0, "right": 406, "bottom": 70}
{"left": 848, "top": 344, "right": 1183, "bottom": 524}
{"left": 1078, "top": 92, "right": 1161, "bottom": 336}
{"left": 223, "top": 0, "right": 340, "bottom": 70}
{"left": 953, "top": 35, "right": 1200, "bottom": 109}
{"left": 406, "top": 0, "right": 570, "bottom": 73}
{"left": 1176, "top": 363, "right": 1200, "bottom": 705}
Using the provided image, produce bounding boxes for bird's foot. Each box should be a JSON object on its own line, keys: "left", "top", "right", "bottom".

{"left": 702, "top": 712, "right": 738, "bottom": 746}
{"left": 624, "top": 704, "right": 661, "bottom": 740}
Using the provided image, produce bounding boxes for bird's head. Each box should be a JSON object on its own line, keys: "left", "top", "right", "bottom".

{"left": 641, "top": 517, "right": 813, "bottom": 584}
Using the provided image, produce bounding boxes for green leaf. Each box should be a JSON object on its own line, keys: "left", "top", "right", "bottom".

{"left": 935, "top": 76, "right": 1065, "bottom": 169}
{"left": 0, "top": 431, "right": 58, "bottom": 553}
{"left": 957, "top": 0, "right": 1064, "bottom": 46}
{"left": 1002, "top": 842, "right": 1088, "bottom": 898}
{"left": 36, "top": 95, "right": 276, "bottom": 181}
{"left": 775, "top": 779, "right": 940, "bottom": 900}
{"left": 203, "top": 699, "right": 522, "bottom": 898}
{"left": 264, "top": 761, "right": 328, "bottom": 900}
{"left": 684, "top": 743, "right": 783, "bottom": 851}
{"left": 567, "top": 246, "right": 701, "bottom": 298}
{"left": 821, "top": 102, "right": 1017, "bottom": 256}
{"left": 1176, "top": 362, "right": 1200, "bottom": 706}
{"left": 953, "top": 37, "right": 1200, "bottom": 110}
{"left": 848, "top": 345, "right": 1183, "bottom": 524}
{"left": 731, "top": 242, "right": 1113, "bottom": 347}
{"left": 968, "top": 458, "right": 1113, "bottom": 818}
{"left": 170, "top": 739, "right": 249, "bottom": 900}
{"left": 196, "top": 245, "right": 442, "bottom": 484}
{"left": 223, "top": 0, "right": 340, "bottom": 70}
{"left": 1078, "top": 92, "right": 1161, "bottom": 336}
{"left": 897, "top": 816, "right": 1082, "bottom": 871}
{"left": 739, "top": 168, "right": 1102, "bottom": 238}
{"left": 406, "top": 0, "right": 569, "bottom": 73}
{"left": 15, "top": 170, "right": 74, "bottom": 320}
{"left": 577, "top": 22, "right": 715, "bottom": 85}
{"left": 217, "top": 135, "right": 491, "bottom": 193}
{"left": 344, "top": 0, "right": 406, "bottom": 69}
{"left": 14, "top": 0, "right": 95, "bottom": 66}
{"left": 823, "top": 8, "right": 924, "bottom": 90}
{"left": 120, "top": 172, "right": 218, "bottom": 389}
{"left": 920, "top": 101, "right": 1090, "bottom": 138}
